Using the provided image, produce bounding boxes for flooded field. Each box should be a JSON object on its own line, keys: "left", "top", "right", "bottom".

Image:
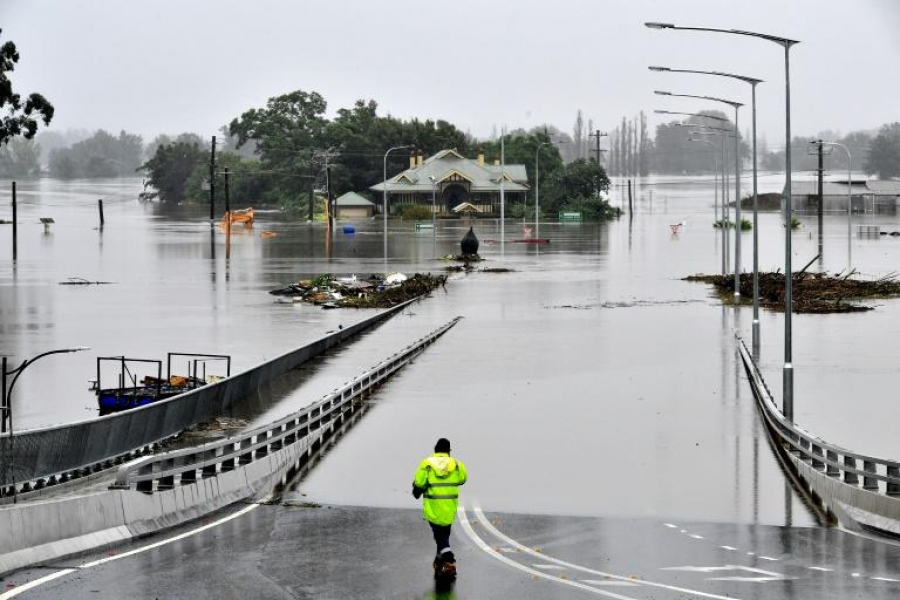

{"left": 2, "top": 175, "right": 900, "bottom": 527}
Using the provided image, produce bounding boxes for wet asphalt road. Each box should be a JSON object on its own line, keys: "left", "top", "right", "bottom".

{"left": 6, "top": 502, "right": 900, "bottom": 600}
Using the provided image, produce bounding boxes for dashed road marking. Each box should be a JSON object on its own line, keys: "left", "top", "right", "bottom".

{"left": 664, "top": 523, "right": 678, "bottom": 529}
{"left": 807, "top": 566, "right": 834, "bottom": 572}
{"left": 582, "top": 580, "right": 641, "bottom": 587}
{"left": 663, "top": 565, "right": 790, "bottom": 583}
{"left": 689, "top": 534, "right": 705, "bottom": 540}
{"left": 872, "top": 577, "right": 900, "bottom": 582}
{"left": 720, "top": 545, "right": 738, "bottom": 551}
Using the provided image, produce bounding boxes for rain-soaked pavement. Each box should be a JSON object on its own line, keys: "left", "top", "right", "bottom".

{"left": 4, "top": 175, "right": 900, "bottom": 598}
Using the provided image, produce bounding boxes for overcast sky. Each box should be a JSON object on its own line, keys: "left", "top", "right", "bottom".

{"left": 2, "top": 0, "right": 898, "bottom": 147}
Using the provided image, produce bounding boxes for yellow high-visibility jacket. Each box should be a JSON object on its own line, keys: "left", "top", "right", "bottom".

{"left": 413, "top": 452, "right": 467, "bottom": 526}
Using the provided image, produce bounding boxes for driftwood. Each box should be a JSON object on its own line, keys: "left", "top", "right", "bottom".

{"left": 685, "top": 270, "right": 900, "bottom": 314}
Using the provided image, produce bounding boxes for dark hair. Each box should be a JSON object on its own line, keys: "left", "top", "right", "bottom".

{"left": 434, "top": 438, "right": 451, "bottom": 453}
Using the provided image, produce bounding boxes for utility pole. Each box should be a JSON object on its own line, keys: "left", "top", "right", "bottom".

{"left": 817, "top": 139, "right": 824, "bottom": 260}
{"left": 589, "top": 130, "right": 607, "bottom": 164}
{"left": 308, "top": 185, "right": 314, "bottom": 223}
{"left": 209, "top": 136, "right": 217, "bottom": 220}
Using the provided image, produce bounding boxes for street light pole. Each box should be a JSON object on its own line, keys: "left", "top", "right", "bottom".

{"left": 656, "top": 90, "right": 743, "bottom": 296}
{"left": 429, "top": 175, "right": 437, "bottom": 259}
{"left": 2, "top": 347, "right": 90, "bottom": 501}
{"left": 382, "top": 145, "right": 412, "bottom": 272}
{"left": 646, "top": 21, "right": 800, "bottom": 420}
{"left": 811, "top": 141, "right": 853, "bottom": 271}
{"left": 653, "top": 71, "right": 763, "bottom": 325}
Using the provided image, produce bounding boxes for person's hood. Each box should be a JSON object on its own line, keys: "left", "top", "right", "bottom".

{"left": 426, "top": 453, "right": 457, "bottom": 478}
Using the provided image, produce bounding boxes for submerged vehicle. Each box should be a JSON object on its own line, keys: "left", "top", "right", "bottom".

{"left": 91, "top": 352, "right": 231, "bottom": 415}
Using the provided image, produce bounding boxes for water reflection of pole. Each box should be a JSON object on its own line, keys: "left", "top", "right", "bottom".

{"left": 224, "top": 167, "right": 231, "bottom": 260}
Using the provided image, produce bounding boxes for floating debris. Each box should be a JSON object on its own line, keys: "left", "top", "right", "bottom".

{"left": 270, "top": 273, "right": 447, "bottom": 309}
{"left": 481, "top": 267, "right": 515, "bottom": 273}
{"left": 685, "top": 270, "right": 900, "bottom": 313}
{"left": 59, "top": 277, "right": 114, "bottom": 286}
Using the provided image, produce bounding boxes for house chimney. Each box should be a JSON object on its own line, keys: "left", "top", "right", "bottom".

{"left": 477, "top": 148, "right": 485, "bottom": 167}
{"left": 417, "top": 151, "right": 424, "bottom": 167}
{"left": 409, "top": 151, "right": 417, "bottom": 170}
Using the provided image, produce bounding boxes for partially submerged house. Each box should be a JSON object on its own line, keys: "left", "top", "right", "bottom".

{"left": 370, "top": 149, "right": 529, "bottom": 215}
{"left": 334, "top": 191, "right": 376, "bottom": 219}
{"left": 786, "top": 179, "right": 900, "bottom": 213}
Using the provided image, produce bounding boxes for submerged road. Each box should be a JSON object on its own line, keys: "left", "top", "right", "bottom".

{"left": 5, "top": 502, "right": 900, "bottom": 600}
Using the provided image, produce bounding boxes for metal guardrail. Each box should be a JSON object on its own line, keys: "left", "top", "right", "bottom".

{"left": 738, "top": 338, "right": 900, "bottom": 497}
{"left": 0, "top": 299, "right": 418, "bottom": 493}
{"left": 112, "top": 317, "right": 462, "bottom": 492}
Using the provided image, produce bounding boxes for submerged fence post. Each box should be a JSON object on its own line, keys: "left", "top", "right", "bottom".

{"left": 98, "top": 199, "right": 105, "bottom": 227}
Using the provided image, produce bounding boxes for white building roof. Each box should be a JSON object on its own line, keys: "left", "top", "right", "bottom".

{"left": 370, "top": 149, "right": 530, "bottom": 193}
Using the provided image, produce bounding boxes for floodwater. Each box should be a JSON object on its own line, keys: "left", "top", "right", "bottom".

{"left": 2, "top": 174, "right": 900, "bottom": 529}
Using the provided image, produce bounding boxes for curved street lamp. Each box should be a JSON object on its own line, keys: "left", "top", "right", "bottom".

{"left": 2, "top": 346, "right": 90, "bottom": 501}
{"left": 652, "top": 66, "right": 764, "bottom": 355}
{"left": 382, "top": 145, "right": 413, "bottom": 270}
{"left": 645, "top": 20, "right": 801, "bottom": 422}
{"left": 656, "top": 90, "right": 744, "bottom": 300}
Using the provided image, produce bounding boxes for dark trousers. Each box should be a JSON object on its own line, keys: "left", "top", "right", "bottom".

{"left": 429, "top": 522, "right": 452, "bottom": 558}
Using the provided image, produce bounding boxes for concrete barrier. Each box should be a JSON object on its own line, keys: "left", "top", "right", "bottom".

{"left": 1, "top": 298, "right": 418, "bottom": 493}
{"left": 0, "top": 317, "right": 462, "bottom": 577}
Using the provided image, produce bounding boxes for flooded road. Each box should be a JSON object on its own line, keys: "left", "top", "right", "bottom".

{"left": 2, "top": 175, "right": 900, "bottom": 528}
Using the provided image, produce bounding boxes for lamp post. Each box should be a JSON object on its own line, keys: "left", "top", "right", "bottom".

{"left": 429, "top": 175, "right": 437, "bottom": 259}
{"left": 652, "top": 66, "right": 763, "bottom": 356}
{"left": 810, "top": 141, "right": 853, "bottom": 271}
{"left": 646, "top": 21, "right": 800, "bottom": 423}
{"left": 675, "top": 123, "right": 736, "bottom": 274}
{"left": 656, "top": 90, "right": 744, "bottom": 300}
{"left": 2, "top": 346, "right": 90, "bottom": 501}
{"left": 689, "top": 137, "right": 721, "bottom": 269}
{"left": 382, "top": 145, "right": 413, "bottom": 271}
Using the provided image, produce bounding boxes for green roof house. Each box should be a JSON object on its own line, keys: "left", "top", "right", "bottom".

{"left": 370, "top": 149, "right": 529, "bottom": 215}
{"left": 335, "top": 191, "right": 376, "bottom": 220}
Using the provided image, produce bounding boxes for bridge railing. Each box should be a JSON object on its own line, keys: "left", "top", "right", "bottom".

{"left": 0, "top": 300, "right": 418, "bottom": 495}
{"left": 112, "top": 317, "right": 462, "bottom": 492}
{"left": 738, "top": 338, "right": 900, "bottom": 497}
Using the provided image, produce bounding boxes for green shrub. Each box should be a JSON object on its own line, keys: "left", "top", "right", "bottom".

{"left": 399, "top": 204, "right": 433, "bottom": 220}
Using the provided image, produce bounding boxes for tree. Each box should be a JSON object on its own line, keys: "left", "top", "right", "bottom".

{"left": 0, "top": 137, "right": 41, "bottom": 177}
{"left": 573, "top": 110, "right": 584, "bottom": 160}
{"left": 140, "top": 140, "right": 208, "bottom": 203}
{"left": 47, "top": 129, "right": 145, "bottom": 178}
{"left": 540, "top": 159, "right": 615, "bottom": 219}
{"left": 865, "top": 123, "right": 900, "bottom": 180}
{"left": 0, "top": 29, "right": 54, "bottom": 145}
{"left": 481, "top": 130, "right": 562, "bottom": 187}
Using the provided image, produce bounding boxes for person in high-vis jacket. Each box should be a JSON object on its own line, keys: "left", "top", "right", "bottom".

{"left": 412, "top": 438, "right": 467, "bottom": 578}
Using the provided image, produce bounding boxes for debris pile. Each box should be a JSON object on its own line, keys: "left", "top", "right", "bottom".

{"left": 270, "top": 273, "right": 446, "bottom": 309}
{"left": 685, "top": 270, "right": 900, "bottom": 313}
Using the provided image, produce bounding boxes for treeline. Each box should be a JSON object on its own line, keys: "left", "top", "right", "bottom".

{"left": 142, "top": 88, "right": 616, "bottom": 217}
{"left": 47, "top": 130, "right": 143, "bottom": 178}
{"left": 760, "top": 122, "right": 900, "bottom": 180}
{"left": 608, "top": 112, "right": 652, "bottom": 177}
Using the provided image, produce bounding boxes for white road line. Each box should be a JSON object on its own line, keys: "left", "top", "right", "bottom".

{"left": 757, "top": 556, "right": 779, "bottom": 562}
{"left": 471, "top": 506, "right": 744, "bottom": 600}
{"left": 0, "top": 502, "right": 261, "bottom": 599}
{"left": 457, "top": 508, "right": 639, "bottom": 600}
{"left": 533, "top": 564, "right": 567, "bottom": 570}
{"left": 664, "top": 523, "right": 678, "bottom": 529}
{"left": 807, "top": 566, "right": 834, "bottom": 572}
{"left": 720, "top": 546, "right": 738, "bottom": 551}
{"left": 871, "top": 577, "right": 900, "bottom": 582}
{"left": 581, "top": 580, "right": 641, "bottom": 587}
{"left": 689, "top": 534, "right": 705, "bottom": 540}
